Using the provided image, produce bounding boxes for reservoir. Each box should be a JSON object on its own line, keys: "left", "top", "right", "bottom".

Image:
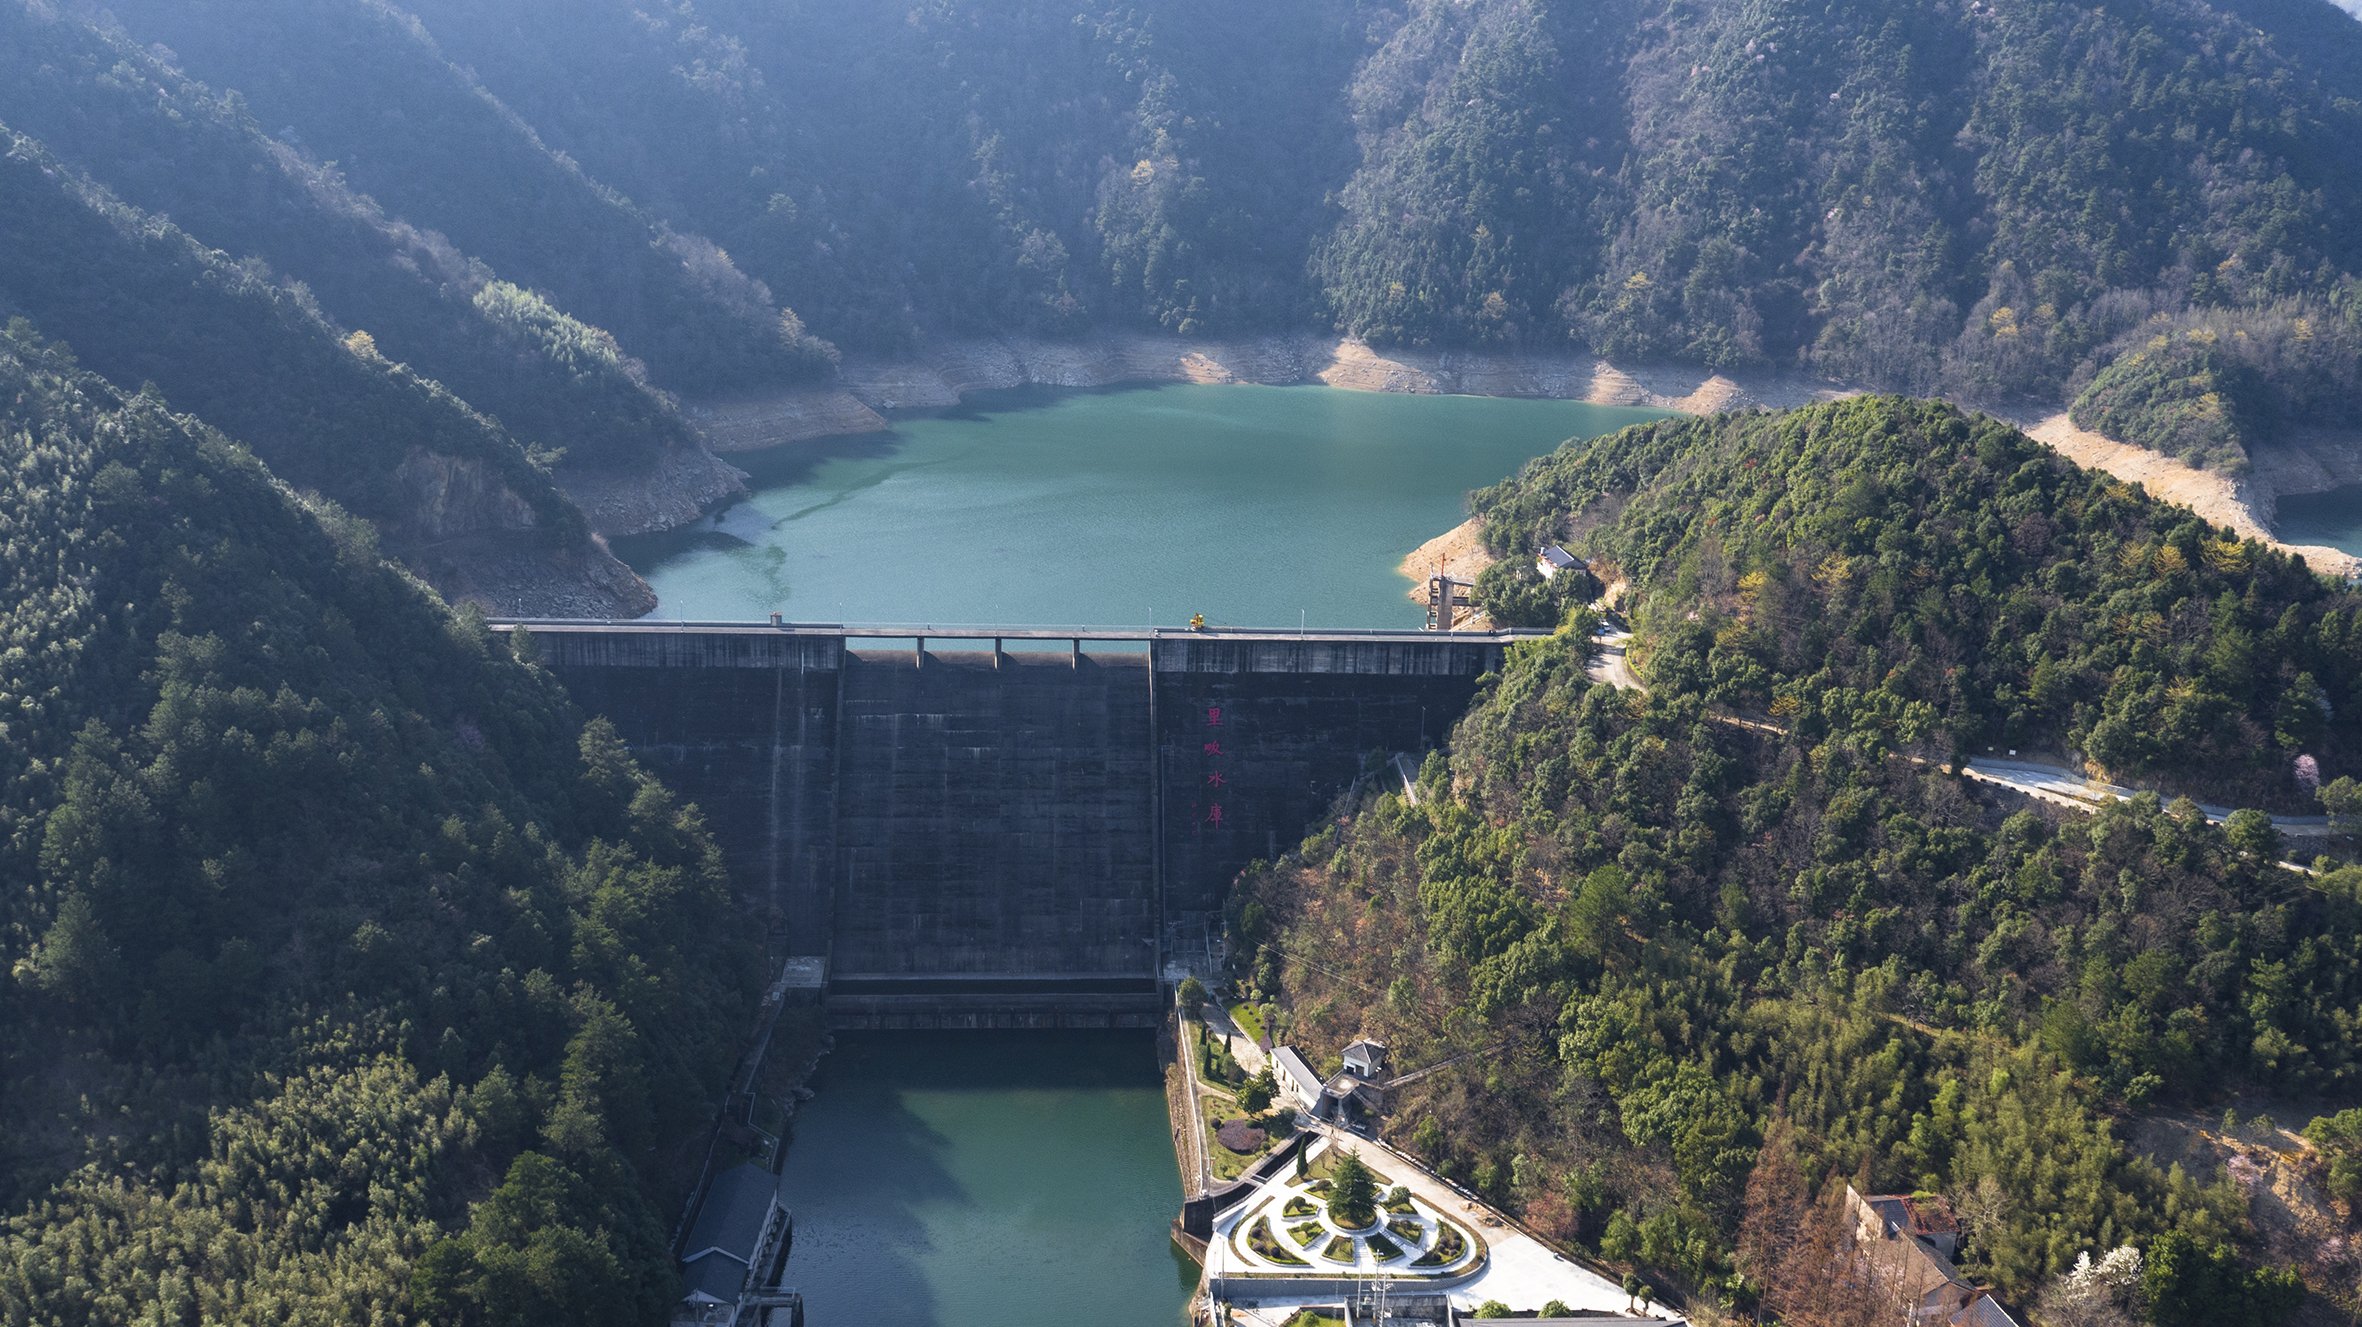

{"left": 617, "top": 383, "right": 1669, "bottom": 627}
{"left": 2278, "top": 485, "right": 2362, "bottom": 560}
{"left": 777, "top": 1031, "right": 1191, "bottom": 1326}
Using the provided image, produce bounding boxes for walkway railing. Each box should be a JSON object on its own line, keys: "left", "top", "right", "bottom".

{"left": 490, "top": 617, "right": 1556, "bottom": 642}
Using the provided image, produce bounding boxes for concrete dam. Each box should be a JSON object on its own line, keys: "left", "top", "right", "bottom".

{"left": 515, "top": 622, "right": 1539, "bottom": 1028}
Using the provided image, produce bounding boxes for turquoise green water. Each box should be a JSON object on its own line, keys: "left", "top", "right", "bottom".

{"left": 616, "top": 383, "right": 1669, "bottom": 627}
{"left": 2277, "top": 485, "right": 2362, "bottom": 559}
{"left": 776, "top": 1031, "right": 1192, "bottom": 1326}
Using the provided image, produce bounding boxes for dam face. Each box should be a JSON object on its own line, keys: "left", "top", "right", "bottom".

{"left": 526, "top": 623, "right": 1521, "bottom": 1027}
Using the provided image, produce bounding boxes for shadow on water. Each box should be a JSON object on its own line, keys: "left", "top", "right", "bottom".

{"left": 608, "top": 424, "right": 910, "bottom": 570}
{"left": 780, "top": 1036, "right": 967, "bottom": 1326}
{"left": 778, "top": 1030, "right": 1180, "bottom": 1327}
{"left": 2277, "top": 483, "right": 2362, "bottom": 558}
{"left": 922, "top": 380, "right": 1173, "bottom": 424}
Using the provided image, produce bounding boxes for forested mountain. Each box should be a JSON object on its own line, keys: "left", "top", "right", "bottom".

{"left": 55, "top": 0, "right": 2362, "bottom": 472}
{"left": 0, "top": 125, "right": 658, "bottom": 616}
{"left": 9, "top": 0, "right": 2359, "bottom": 511}
{"left": 0, "top": 322, "right": 756, "bottom": 1322}
{"left": 0, "top": 4, "right": 698, "bottom": 479}
{"left": 85, "top": 0, "right": 835, "bottom": 397}
{"left": 1474, "top": 398, "right": 2361, "bottom": 805}
{"left": 1232, "top": 398, "right": 2360, "bottom": 1322}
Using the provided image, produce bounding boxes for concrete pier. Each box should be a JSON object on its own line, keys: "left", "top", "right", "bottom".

{"left": 512, "top": 621, "right": 1536, "bottom": 1026}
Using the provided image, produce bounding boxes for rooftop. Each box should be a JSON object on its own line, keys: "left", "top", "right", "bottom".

{"left": 683, "top": 1163, "right": 779, "bottom": 1266}
{"left": 1271, "top": 1045, "right": 1325, "bottom": 1101}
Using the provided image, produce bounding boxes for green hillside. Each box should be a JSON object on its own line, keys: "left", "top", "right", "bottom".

{"left": 60, "top": 0, "right": 2362, "bottom": 466}
{"left": 91, "top": 0, "right": 834, "bottom": 396}
{"left": 0, "top": 4, "right": 694, "bottom": 478}
{"left": 1473, "top": 396, "right": 2359, "bottom": 801}
{"left": 0, "top": 320, "right": 755, "bottom": 1323}
{"left": 1231, "top": 398, "right": 2357, "bottom": 1320}
{"left": 0, "top": 126, "right": 578, "bottom": 544}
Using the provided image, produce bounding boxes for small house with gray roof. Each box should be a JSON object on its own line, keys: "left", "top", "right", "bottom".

{"left": 675, "top": 1163, "right": 791, "bottom": 1325}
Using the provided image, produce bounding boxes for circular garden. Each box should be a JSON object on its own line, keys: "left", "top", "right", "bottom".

{"left": 1233, "top": 1147, "right": 1481, "bottom": 1277}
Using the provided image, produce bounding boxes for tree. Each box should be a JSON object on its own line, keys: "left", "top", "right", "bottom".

{"left": 1737, "top": 1114, "right": 1807, "bottom": 1285}
{"left": 1601, "top": 1211, "right": 1638, "bottom": 1261}
{"left": 1240, "top": 1066, "right": 1276, "bottom": 1115}
{"left": 2037, "top": 1247, "right": 2143, "bottom": 1327}
{"left": 2225, "top": 809, "right": 2281, "bottom": 862}
{"left": 1474, "top": 1303, "right": 1512, "bottom": 1319}
{"left": 2323, "top": 776, "right": 2362, "bottom": 833}
{"left": 1177, "top": 975, "right": 1207, "bottom": 1020}
{"left": 1413, "top": 1115, "right": 1446, "bottom": 1161}
{"left": 2142, "top": 1231, "right": 2306, "bottom": 1327}
{"left": 1331, "top": 1149, "right": 1379, "bottom": 1229}
{"left": 13, "top": 890, "right": 117, "bottom": 1004}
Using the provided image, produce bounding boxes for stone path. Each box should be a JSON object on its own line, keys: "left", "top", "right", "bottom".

{"left": 1204, "top": 1002, "right": 1270, "bottom": 1076}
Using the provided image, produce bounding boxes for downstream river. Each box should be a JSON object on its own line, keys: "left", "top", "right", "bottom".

{"left": 617, "top": 383, "right": 1669, "bottom": 628}
{"left": 776, "top": 1032, "right": 1191, "bottom": 1326}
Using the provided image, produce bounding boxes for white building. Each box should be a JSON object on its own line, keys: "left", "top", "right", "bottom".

{"left": 1271, "top": 1045, "right": 1326, "bottom": 1111}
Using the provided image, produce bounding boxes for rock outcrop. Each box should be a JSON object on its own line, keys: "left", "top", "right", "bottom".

{"left": 680, "top": 388, "right": 888, "bottom": 451}
{"left": 557, "top": 441, "right": 749, "bottom": 538}
{"left": 390, "top": 447, "right": 541, "bottom": 540}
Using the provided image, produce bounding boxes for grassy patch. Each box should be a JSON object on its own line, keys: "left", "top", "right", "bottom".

{"left": 1199, "top": 1094, "right": 1271, "bottom": 1181}
{"left": 1226, "top": 1001, "right": 1268, "bottom": 1045}
{"left": 1388, "top": 1216, "right": 1423, "bottom": 1241}
{"left": 1302, "top": 1179, "right": 1333, "bottom": 1195}
{"left": 1283, "top": 1196, "right": 1318, "bottom": 1219}
{"left": 1411, "top": 1220, "right": 1468, "bottom": 1267}
{"left": 1367, "top": 1233, "right": 1404, "bottom": 1260}
{"left": 1288, "top": 1220, "right": 1327, "bottom": 1247}
{"left": 1247, "top": 1216, "right": 1308, "bottom": 1266}
{"left": 1308, "top": 1148, "right": 1393, "bottom": 1187}
{"left": 1322, "top": 1235, "right": 1358, "bottom": 1263}
{"left": 1383, "top": 1185, "right": 1416, "bottom": 1214}
{"left": 1281, "top": 1313, "right": 1341, "bottom": 1327}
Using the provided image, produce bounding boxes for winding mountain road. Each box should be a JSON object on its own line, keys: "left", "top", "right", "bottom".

{"left": 1574, "top": 624, "right": 2339, "bottom": 838}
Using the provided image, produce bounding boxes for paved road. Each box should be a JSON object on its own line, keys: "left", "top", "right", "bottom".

{"left": 1961, "top": 758, "right": 2336, "bottom": 836}
{"left": 1585, "top": 627, "right": 1643, "bottom": 693}
{"left": 1573, "top": 624, "right": 2336, "bottom": 839}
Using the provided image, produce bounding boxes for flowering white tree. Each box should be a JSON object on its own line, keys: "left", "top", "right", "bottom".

{"left": 2037, "top": 1246, "right": 2143, "bottom": 1327}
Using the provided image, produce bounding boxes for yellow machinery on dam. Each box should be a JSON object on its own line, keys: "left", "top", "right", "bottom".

{"left": 504, "top": 620, "right": 1543, "bottom": 1028}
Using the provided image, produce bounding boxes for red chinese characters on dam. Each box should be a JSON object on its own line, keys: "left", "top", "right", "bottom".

{"left": 1198, "top": 705, "right": 1228, "bottom": 834}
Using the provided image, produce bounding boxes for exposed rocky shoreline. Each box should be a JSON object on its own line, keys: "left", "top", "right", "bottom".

{"left": 823, "top": 330, "right": 2362, "bottom": 586}
{"left": 556, "top": 440, "right": 750, "bottom": 539}
{"left": 2000, "top": 412, "right": 2362, "bottom": 579}
{"left": 831, "top": 331, "right": 1851, "bottom": 415}
{"left": 468, "top": 329, "right": 2357, "bottom": 618}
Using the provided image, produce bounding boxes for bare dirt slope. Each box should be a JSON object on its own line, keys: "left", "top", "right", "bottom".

{"left": 2019, "top": 414, "right": 2361, "bottom": 578}
{"left": 1397, "top": 518, "right": 1499, "bottom": 609}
